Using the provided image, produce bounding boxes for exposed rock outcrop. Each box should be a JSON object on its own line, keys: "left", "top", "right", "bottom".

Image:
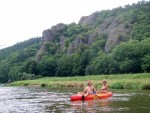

{"left": 35, "top": 23, "right": 66, "bottom": 61}
{"left": 36, "top": 11, "right": 132, "bottom": 61}
{"left": 79, "top": 13, "right": 132, "bottom": 52}
{"left": 98, "top": 16, "right": 132, "bottom": 52}
{"left": 78, "top": 12, "right": 99, "bottom": 26}
{"left": 42, "top": 23, "right": 66, "bottom": 42}
{"left": 66, "top": 32, "right": 98, "bottom": 54}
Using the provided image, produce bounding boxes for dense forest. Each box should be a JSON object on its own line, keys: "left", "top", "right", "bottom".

{"left": 0, "top": 1, "right": 150, "bottom": 83}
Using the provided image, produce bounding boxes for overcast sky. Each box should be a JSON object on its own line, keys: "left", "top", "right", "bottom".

{"left": 0, "top": 0, "right": 142, "bottom": 49}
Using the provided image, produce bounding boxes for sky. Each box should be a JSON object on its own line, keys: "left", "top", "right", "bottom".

{"left": 0, "top": 0, "right": 143, "bottom": 49}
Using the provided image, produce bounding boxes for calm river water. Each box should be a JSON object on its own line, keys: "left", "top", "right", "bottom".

{"left": 0, "top": 86, "right": 150, "bottom": 113}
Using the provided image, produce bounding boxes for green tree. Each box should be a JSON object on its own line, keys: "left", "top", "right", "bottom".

{"left": 86, "top": 51, "right": 110, "bottom": 75}
{"left": 37, "top": 57, "right": 57, "bottom": 76}
{"left": 141, "top": 55, "right": 150, "bottom": 72}
{"left": 22, "top": 60, "right": 37, "bottom": 74}
{"left": 56, "top": 55, "right": 74, "bottom": 76}
{"left": 119, "top": 58, "right": 135, "bottom": 73}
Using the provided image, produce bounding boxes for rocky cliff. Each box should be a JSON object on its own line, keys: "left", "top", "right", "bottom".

{"left": 36, "top": 6, "right": 134, "bottom": 61}
{"left": 79, "top": 11, "right": 132, "bottom": 52}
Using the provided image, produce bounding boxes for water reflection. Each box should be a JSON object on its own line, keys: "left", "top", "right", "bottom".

{"left": 71, "top": 99, "right": 112, "bottom": 113}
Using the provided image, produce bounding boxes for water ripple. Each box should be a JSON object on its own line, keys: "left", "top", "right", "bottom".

{"left": 0, "top": 86, "right": 149, "bottom": 113}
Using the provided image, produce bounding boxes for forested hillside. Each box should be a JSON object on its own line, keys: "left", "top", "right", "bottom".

{"left": 0, "top": 1, "right": 150, "bottom": 83}
{"left": 0, "top": 38, "right": 41, "bottom": 82}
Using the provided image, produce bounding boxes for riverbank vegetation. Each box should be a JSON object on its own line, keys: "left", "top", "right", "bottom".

{"left": 10, "top": 73, "right": 150, "bottom": 90}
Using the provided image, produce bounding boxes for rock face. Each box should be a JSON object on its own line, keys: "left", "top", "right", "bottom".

{"left": 66, "top": 34, "right": 97, "bottom": 54}
{"left": 35, "top": 23, "right": 66, "bottom": 61}
{"left": 79, "top": 13, "right": 132, "bottom": 52}
{"left": 98, "top": 17, "right": 131, "bottom": 52}
{"left": 78, "top": 12, "right": 99, "bottom": 26}
{"left": 42, "top": 23, "right": 66, "bottom": 42}
{"left": 36, "top": 11, "right": 132, "bottom": 61}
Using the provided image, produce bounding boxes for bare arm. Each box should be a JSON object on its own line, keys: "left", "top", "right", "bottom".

{"left": 83, "top": 86, "right": 88, "bottom": 93}
{"left": 101, "top": 85, "right": 108, "bottom": 92}
{"left": 101, "top": 85, "right": 107, "bottom": 90}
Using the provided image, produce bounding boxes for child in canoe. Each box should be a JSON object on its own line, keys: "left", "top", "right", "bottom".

{"left": 99, "top": 79, "right": 108, "bottom": 93}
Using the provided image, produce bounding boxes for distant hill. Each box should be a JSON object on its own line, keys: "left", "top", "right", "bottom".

{"left": 0, "top": 1, "right": 150, "bottom": 83}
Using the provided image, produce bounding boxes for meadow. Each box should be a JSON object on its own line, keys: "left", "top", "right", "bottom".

{"left": 10, "top": 73, "right": 150, "bottom": 90}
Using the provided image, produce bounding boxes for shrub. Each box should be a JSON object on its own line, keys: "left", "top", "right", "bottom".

{"left": 22, "top": 83, "right": 29, "bottom": 86}
{"left": 110, "top": 81, "right": 124, "bottom": 89}
{"left": 41, "top": 83, "right": 47, "bottom": 87}
{"left": 131, "top": 83, "right": 140, "bottom": 89}
{"left": 60, "top": 84, "right": 65, "bottom": 87}
{"left": 124, "top": 81, "right": 132, "bottom": 89}
{"left": 140, "top": 82, "right": 150, "bottom": 90}
{"left": 48, "top": 84, "right": 52, "bottom": 87}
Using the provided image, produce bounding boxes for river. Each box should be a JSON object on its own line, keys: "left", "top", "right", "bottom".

{"left": 0, "top": 86, "right": 149, "bottom": 113}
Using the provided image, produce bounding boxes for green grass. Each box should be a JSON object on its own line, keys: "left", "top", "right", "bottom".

{"left": 9, "top": 73, "right": 150, "bottom": 90}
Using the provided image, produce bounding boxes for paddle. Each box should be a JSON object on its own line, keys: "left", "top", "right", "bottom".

{"left": 82, "top": 95, "right": 85, "bottom": 101}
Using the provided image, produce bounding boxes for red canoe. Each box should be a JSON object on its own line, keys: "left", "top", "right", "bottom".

{"left": 70, "top": 92, "right": 113, "bottom": 101}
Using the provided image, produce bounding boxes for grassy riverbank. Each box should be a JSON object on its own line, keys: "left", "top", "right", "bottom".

{"left": 9, "top": 73, "right": 150, "bottom": 90}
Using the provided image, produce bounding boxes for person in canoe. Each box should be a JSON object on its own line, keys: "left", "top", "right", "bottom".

{"left": 100, "top": 80, "right": 108, "bottom": 93}
{"left": 82, "top": 80, "right": 96, "bottom": 100}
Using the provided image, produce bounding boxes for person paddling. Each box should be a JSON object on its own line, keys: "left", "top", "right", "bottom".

{"left": 82, "top": 80, "right": 96, "bottom": 100}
